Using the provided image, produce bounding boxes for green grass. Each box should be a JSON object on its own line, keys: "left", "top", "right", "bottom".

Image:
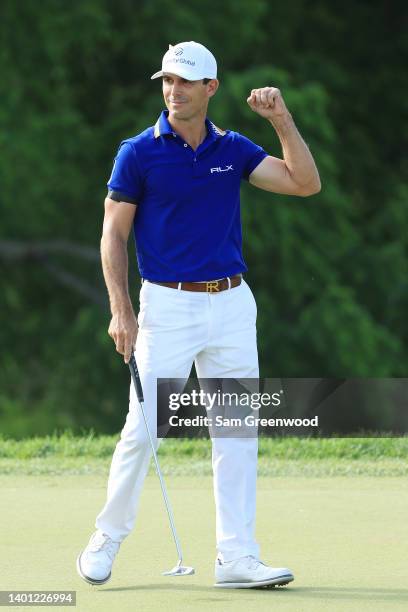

{"left": 0, "top": 432, "right": 407, "bottom": 477}
{"left": 1, "top": 474, "right": 407, "bottom": 612}
{"left": 1, "top": 430, "right": 407, "bottom": 459}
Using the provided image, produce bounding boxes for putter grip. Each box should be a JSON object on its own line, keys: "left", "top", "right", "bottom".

{"left": 129, "top": 352, "right": 144, "bottom": 402}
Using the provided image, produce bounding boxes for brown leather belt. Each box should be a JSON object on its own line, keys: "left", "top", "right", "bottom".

{"left": 146, "top": 274, "right": 242, "bottom": 293}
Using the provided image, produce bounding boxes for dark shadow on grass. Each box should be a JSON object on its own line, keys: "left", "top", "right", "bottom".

{"left": 103, "top": 584, "right": 220, "bottom": 593}
{"left": 102, "top": 584, "right": 292, "bottom": 595}
{"left": 102, "top": 584, "right": 408, "bottom": 601}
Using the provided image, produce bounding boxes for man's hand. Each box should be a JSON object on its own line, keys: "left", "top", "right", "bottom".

{"left": 247, "top": 87, "right": 289, "bottom": 121}
{"left": 108, "top": 308, "right": 138, "bottom": 363}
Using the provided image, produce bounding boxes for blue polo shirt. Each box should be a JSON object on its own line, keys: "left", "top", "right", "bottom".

{"left": 107, "top": 110, "right": 268, "bottom": 281}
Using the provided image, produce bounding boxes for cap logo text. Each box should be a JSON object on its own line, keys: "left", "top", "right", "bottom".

{"left": 168, "top": 57, "right": 196, "bottom": 67}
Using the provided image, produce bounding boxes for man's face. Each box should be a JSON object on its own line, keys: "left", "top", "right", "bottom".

{"left": 162, "top": 73, "right": 218, "bottom": 120}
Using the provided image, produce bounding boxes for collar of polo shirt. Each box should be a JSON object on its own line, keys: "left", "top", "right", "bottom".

{"left": 153, "top": 110, "right": 226, "bottom": 139}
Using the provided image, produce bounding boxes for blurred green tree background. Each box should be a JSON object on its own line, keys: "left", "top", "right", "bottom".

{"left": 0, "top": 0, "right": 406, "bottom": 436}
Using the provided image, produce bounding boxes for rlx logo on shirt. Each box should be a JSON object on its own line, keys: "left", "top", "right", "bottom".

{"left": 210, "top": 165, "right": 234, "bottom": 174}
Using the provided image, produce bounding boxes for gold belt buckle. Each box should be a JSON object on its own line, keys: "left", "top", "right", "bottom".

{"left": 206, "top": 280, "right": 220, "bottom": 293}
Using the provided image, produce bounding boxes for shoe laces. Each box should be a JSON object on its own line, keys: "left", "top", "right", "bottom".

{"left": 89, "top": 532, "right": 118, "bottom": 560}
{"left": 218, "top": 555, "right": 265, "bottom": 569}
{"left": 245, "top": 555, "right": 264, "bottom": 570}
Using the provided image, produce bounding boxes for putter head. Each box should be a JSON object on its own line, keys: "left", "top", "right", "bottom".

{"left": 162, "top": 564, "right": 195, "bottom": 576}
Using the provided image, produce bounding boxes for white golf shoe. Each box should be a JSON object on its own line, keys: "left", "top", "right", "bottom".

{"left": 76, "top": 530, "right": 121, "bottom": 585}
{"left": 214, "top": 555, "right": 294, "bottom": 588}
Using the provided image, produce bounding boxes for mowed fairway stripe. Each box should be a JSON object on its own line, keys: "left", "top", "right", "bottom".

{"left": 0, "top": 474, "right": 407, "bottom": 612}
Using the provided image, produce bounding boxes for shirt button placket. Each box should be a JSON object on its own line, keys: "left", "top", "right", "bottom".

{"left": 192, "top": 154, "right": 199, "bottom": 177}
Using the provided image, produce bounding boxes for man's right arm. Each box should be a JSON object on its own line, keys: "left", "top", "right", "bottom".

{"left": 100, "top": 196, "right": 138, "bottom": 363}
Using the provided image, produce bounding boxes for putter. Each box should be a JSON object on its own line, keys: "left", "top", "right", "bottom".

{"left": 128, "top": 350, "right": 195, "bottom": 577}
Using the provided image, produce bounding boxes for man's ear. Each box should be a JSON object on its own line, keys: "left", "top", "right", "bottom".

{"left": 207, "top": 79, "right": 219, "bottom": 98}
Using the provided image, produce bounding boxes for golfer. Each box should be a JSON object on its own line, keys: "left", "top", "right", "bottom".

{"left": 77, "top": 41, "right": 320, "bottom": 588}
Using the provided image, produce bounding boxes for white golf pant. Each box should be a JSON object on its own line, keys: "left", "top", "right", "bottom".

{"left": 95, "top": 278, "right": 260, "bottom": 562}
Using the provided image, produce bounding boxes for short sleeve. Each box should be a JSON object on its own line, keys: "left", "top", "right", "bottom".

{"left": 237, "top": 133, "right": 269, "bottom": 181}
{"left": 106, "top": 142, "right": 143, "bottom": 203}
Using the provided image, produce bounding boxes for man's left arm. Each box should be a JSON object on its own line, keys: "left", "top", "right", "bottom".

{"left": 247, "top": 87, "right": 321, "bottom": 197}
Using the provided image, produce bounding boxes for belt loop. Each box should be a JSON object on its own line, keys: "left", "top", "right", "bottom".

{"left": 141, "top": 278, "right": 144, "bottom": 285}
{"left": 177, "top": 282, "right": 182, "bottom": 291}
{"left": 227, "top": 276, "right": 231, "bottom": 290}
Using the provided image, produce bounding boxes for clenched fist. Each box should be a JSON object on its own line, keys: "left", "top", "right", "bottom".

{"left": 108, "top": 308, "right": 138, "bottom": 363}
{"left": 247, "top": 87, "right": 289, "bottom": 121}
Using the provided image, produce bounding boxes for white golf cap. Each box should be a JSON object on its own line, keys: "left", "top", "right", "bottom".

{"left": 151, "top": 41, "right": 217, "bottom": 81}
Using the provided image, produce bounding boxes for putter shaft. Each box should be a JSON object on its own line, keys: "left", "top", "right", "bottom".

{"left": 128, "top": 352, "right": 184, "bottom": 565}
